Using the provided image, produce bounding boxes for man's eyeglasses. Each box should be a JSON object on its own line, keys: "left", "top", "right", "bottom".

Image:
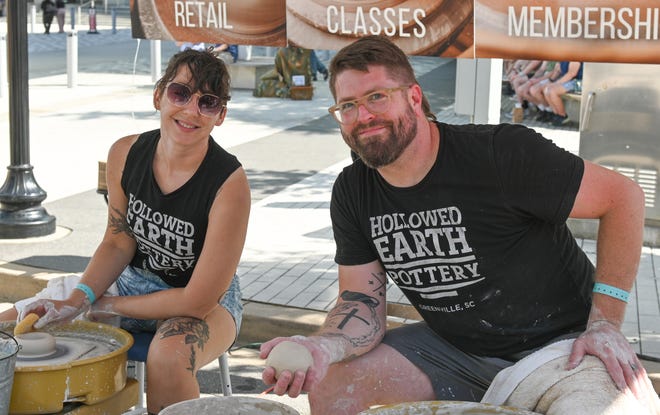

{"left": 165, "top": 82, "right": 226, "bottom": 117}
{"left": 328, "top": 86, "right": 410, "bottom": 125}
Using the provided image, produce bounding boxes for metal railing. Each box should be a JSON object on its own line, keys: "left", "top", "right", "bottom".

{"left": 25, "top": 2, "right": 132, "bottom": 32}
{"left": 71, "top": 5, "right": 131, "bottom": 30}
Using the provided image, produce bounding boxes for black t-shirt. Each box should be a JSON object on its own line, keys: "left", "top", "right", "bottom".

{"left": 331, "top": 122, "right": 594, "bottom": 357}
{"left": 121, "top": 129, "right": 241, "bottom": 287}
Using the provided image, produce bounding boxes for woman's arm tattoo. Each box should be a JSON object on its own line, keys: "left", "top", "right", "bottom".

{"left": 109, "top": 206, "right": 133, "bottom": 237}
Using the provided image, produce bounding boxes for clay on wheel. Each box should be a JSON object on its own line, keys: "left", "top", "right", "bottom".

{"left": 16, "top": 332, "right": 56, "bottom": 357}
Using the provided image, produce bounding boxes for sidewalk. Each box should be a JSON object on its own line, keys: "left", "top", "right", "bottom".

{"left": 1, "top": 28, "right": 660, "bottom": 413}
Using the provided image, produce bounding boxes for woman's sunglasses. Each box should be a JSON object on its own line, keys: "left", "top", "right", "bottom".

{"left": 165, "top": 82, "right": 225, "bottom": 117}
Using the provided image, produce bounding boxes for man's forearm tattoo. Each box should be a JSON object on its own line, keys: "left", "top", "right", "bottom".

{"left": 109, "top": 206, "right": 134, "bottom": 237}
{"left": 158, "top": 318, "right": 210, "bottom": 374}
{"left": 325, "top": 271, "right": 386, "bottom": 347}
{"left": 369, "top": 272, "right": 387, "bottom": 296}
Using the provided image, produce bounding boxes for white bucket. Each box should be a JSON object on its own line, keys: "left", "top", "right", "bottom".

{"left": 159, "top": 396, "right": 300, "bottom": 415}
{"left": 0, "top": 331, "right": 19, "bottom": 415}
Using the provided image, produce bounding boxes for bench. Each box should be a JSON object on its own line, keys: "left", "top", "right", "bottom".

{"left": 227, "top": 58, "right": 275, "bottom": 90}
{"left": 562, "top": 92, "right": 582, "bottom": 124}
{"left": 97, "top": 161, "right": 108, "bottom": 203}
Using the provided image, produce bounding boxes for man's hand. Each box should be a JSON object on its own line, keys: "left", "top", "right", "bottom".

{"left": 567, "top": 320, "right": 658, "bottom": 407}
{"left": 19, "top": 298, "right": 89, "bottom": 329}
{"left": 260, "top": 335, "right": 336, "bottom": 398}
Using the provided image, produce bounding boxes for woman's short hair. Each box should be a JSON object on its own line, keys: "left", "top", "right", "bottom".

{"left": 155, "top": 48, "right": 231, "bottom": 106}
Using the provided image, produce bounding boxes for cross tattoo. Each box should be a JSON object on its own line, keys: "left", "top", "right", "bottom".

{"left": 336, "top": 307, "right": 369, "bottom": 329}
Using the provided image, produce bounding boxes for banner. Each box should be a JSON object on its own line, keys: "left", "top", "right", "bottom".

{"left": 129, "top": 0, "right": 660, "bottom": 64}
{"left": 285, "top": 0, "right": 474, "bottom": 58}
{"left": 475, "top": 1, "right": 660, "bottom": 63}
{"left": 129, "top": 0, "right": 287, "bottom": 46}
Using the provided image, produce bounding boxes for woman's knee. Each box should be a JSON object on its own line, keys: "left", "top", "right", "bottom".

{"left": 147, "top": 335, "right": 194, "bottom": 375}
{"left": 148, "top": 317, "right": 211, "bottom": 372}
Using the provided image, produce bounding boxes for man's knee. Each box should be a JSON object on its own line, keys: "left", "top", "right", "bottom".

{"left": 308, "top": 362, "right": 366, "bottom": 415}
{"left": 507, "top": 355, "right": 654, "bottom": 415}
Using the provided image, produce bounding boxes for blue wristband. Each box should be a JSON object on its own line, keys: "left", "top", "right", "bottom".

{"left": 75, "top": 283, "right": 96, "bottom": 304}
{"left": 593, "top": 282, "right": 629, "bottom": 303}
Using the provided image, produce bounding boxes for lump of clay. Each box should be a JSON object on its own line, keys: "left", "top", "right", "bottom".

{"left": 16, "top": 332, "right": 56, "bottom": 358}
{"left": 265, "top": 341, "right": 313, "bottom": 378}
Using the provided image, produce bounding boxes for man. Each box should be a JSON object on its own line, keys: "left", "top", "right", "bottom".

{"left": 540, "top": 61, "right": 583, "bottom": 126}
{"left": 261, "top": 36, "right": 659, "bottom": 414}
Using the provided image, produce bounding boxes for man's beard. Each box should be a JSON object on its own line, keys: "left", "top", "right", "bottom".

{"left": 343, "top": 105, "right": 417, "bottom": 169}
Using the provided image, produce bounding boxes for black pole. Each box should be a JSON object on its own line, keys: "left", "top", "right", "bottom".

{"left": 0, "top": 0, "right": 56, "bottom": 238}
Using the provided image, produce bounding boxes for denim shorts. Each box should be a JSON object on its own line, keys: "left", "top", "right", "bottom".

{"left": 562, "top": 79, "right": 582, "bottom": 94}
{"left": 114, "top": 265, "right": 243, "bottom": 338}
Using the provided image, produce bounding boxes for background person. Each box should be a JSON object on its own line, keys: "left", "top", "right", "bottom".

{"left": 0, "top": 49, "right": 251, "bottom": 414}
{"left": 260, "top": 35, "right": 659, "bottom": 415}
{"left": 507, "top": 60, "right": 559, "bottom": 122}
{"left": 310, "top": 49, "right": 329, "bottom": 81}
{"left": 40, "top": 0, "right": 56, "bottom": 34}
{"left": 55, "top": 0, "right": 66, "bottom": 33}
{"left": 527, "top": 61, "right": 563, "bottom": 123}
{"left": 542, "top": 61, "right": 583, "bottom": 126}
{"left": 176, "top": 41, "right": 206, "bottom": 52}
{"left": 212, "top": 43, "right": 239, "bottom": 65}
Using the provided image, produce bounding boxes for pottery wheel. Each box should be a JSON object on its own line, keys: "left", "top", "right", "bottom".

{"left": 15, "top": 333, "right": 119, "bottom": 368}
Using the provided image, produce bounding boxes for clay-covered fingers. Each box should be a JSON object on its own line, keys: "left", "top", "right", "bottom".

{"left": 261, "top": 337, "right": 310, "bottom": 398}
{"left": 18, "top": 300, "right": 48, "bottom": 322}
{"left": 20, "top": 298, "right": 87, "bottom": 329}
{"left": 622, "top": 358, "right": 660, "bottom": 410}
{"left": 568, "top": 321, "right": 639, "bottom": 391}
{"left": 259, "top": 336, "right": 285, "bottom": 360}
{"left": 270, "top": 368, "right": 307, "bottom": 398}
{"left": 619, "top": 355, "right": 646, "bottom": 399}
{"left": 569, "top": 319, "right": 660, "bottom": 405}
{"left": 261, "top": 364, "right": 277, "bottom": 385}
{"left": 598, "top": 340, "right": 629, "bottom": 391}
{"left": 261, "top": 365, "right": 306, "bottom": 397}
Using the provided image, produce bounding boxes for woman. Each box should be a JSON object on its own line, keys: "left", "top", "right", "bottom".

{"left": 1, "top": 49, "right": 250, "bottom": 413}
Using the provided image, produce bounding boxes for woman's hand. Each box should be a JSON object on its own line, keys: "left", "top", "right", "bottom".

{"left": 19, "top": 298, "right": 89, "bottom": 329}
{"left": 86, "top": 296, "right": 121, "bottom": 322}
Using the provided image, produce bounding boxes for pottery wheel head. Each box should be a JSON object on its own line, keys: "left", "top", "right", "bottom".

{"left": 16, "top": 332, "right": 67, "bottom": 361}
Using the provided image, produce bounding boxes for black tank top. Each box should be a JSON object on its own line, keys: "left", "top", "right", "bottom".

{"left": 121, "top": 129, "right": 241, "bottom": 287}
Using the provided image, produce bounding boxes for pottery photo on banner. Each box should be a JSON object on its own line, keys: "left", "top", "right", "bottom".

{"left": 474, "top": 0, "right": 660, "bottom": 64}
{"left": 130, "top": 0, "right": 287, "bottom": 46}
{"left": 285, "top": 0, "right": 474, "bottom": 57}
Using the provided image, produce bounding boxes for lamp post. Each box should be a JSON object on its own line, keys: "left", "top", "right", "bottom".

{"left": 0, "top": 0, "right": 56, "bottom": 238}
